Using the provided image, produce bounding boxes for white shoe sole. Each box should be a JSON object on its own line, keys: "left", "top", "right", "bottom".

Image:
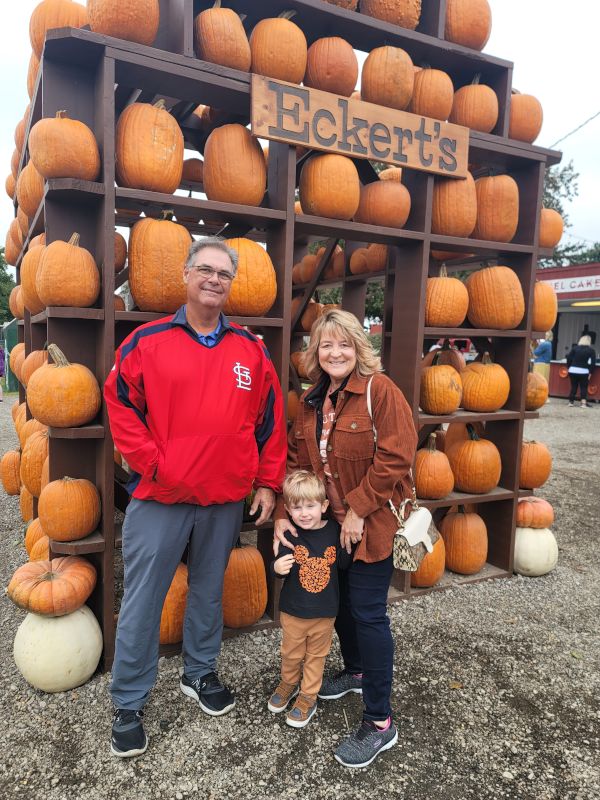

{"left": 268, "top": 688, "right": 299, "bottom": 714}
{"left": 110, "top": 737, "right": 148, "bottom": 758}
{"left": 285, "top": 707, "right": 317, "bottom": 728}
{"left": 334, "top": 729, "right": 398, "bottom": 768}
{"left": 318, "top": 687, "right": 362, "bottom": 700}
{"left": 180, "top": 681, "right": 236, "bottom": 716}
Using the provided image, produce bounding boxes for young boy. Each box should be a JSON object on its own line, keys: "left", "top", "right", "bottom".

{"left": 268, "top": 470, "right": 349, "bottom": 728}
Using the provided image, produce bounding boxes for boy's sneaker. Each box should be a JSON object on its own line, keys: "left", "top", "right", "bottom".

{"left": 180, "top": 671, "right": 235, "bottom": 716}
{"left": 110, "top": 709, "right": 148, "bottom": 758}
{"left": 268, "top": 681, "right": 298, "bottom": 713}
{"left": 334, "top": 718, "right": 398, "bottom": 768}
{"left": 286, "top": 694, "right": 317, "bottom": 728}
{"left": 318, "top": 670, "right": 362, "bottom": 700}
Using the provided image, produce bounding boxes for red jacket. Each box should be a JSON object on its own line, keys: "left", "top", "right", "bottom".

{"left": 104, "top": 307, "right": 287, "bottom": 505}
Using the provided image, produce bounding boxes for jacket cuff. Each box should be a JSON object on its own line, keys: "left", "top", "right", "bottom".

{"left": 344, "top": 487, "right": 378, "bottom": 519}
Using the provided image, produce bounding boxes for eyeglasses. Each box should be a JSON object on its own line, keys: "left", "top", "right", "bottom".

{"left": 188, "top": 265, "right": 235, "bottom": 283}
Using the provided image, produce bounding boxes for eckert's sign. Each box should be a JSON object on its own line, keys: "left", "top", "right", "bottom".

{"left": 251, "top": 75, "right": 469, "bottom": 178}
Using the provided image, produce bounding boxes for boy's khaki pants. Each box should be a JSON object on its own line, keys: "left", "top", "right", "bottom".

{"left": 280, "top": 612, "right": 335, "bottom": 699}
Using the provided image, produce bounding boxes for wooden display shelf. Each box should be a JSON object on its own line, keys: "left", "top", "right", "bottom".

{"left": 418, "top": 409, "right": 522, "bottom": 425}
{"left": 115, "top": 310, "right": 284, "bottom": 328}
{"left": 31, "top": 307, "right": 105, "bottom": 324}
{"left": 524, "top": 411, "right": 541, "bottom": 420}
{"left": 46, "top": 177, "right": 105, "bottom": 200}
{"left": 50, "top": 531, "right": 105, "bottom": 556}
{"left": 419, "top": 486, "right": 514, "bottom": 509}
{"left": 48, "top": 425, "right": 105, "bottom": 439}
{"left": 295, "top": 215, "right": 424, "bottom": 245}
{"left": 429, "top": 234, "right": 534, "bottom": 256}
{"left": 423, "top": 327, "right": 528, "bottom": 339}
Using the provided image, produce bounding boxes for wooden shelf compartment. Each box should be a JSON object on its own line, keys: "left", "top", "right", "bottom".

{"left": 429, "top": 233, "right": 535, "bottom": 257}
{"left": 50, "top": 531, "right": 105, "bottom": 556}
{"left": 419, "top": 486, "right": 514, "bottom": 509}
{"left": 48, "top": 425, "right": 105, "bottom": 439}
{"left": 31, "top": 307, "right": 105, "bottom": 324}
{"left": 418, "top": 409, "right": 522, "bottom": 425}
{"left": 423, "top": 327, "right": 528, "bottom": 339}
{"left": 295, "top": 215, "right": 425, "bottom": 246}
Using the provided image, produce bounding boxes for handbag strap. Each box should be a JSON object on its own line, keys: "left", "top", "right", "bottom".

{"left": 366, "top": 376, "right": 418, "bottom": 524}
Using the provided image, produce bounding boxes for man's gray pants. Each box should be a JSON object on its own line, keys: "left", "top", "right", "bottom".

{"left": 110, "top": 497, "right": 244, "bottom": 710}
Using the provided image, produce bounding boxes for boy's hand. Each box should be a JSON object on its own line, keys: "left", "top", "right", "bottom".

{"left": 273, "top": 554, "right": 295, "bottom": 576}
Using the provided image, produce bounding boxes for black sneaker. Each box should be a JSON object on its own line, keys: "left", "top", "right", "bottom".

{"left": 334, "top": 718, "right": 398, "bottom": 768}
{"left": 110, "top": 709, "right": 148, "bottom": 758}
{"left": 318, "top": 670, "right": 363, "bottom": 700}
{"left": 180, "top": 671, "right": 236, "bottom": 716}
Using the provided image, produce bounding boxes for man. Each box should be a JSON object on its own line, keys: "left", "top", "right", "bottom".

{"left": 104, "top": 236, "right": 286, "bottom": 757}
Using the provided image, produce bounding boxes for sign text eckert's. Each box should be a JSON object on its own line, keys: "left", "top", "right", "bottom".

{"left": 251, "top": 75, "right": 469, "bottom": 179}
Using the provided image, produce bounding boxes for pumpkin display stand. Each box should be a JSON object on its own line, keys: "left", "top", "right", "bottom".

{"left": 11, "top": 1, "right": 560, "bottom": 669}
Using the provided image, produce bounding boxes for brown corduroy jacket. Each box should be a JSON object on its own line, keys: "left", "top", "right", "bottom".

{"left": 276, "top": 371, "right": 418, "bottom": 563}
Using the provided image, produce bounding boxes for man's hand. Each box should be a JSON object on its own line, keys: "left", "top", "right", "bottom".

{"left": 250, "top": 487, "right": 276, "bottom": 526}
{"left": 273, "top": 517, "right": 298, "bottom": 555}
{"left": 273, "top": 554, "right": 295, "bottom": 576}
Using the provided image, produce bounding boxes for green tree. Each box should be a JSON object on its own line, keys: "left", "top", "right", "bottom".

{"left": 539, "top": 160, "right": 592, "bottom": 268}
{"left": 318, "top": 281, "right": 385, "bottom": 322}
{"left": 0, "top": 247, "right": 16, "bottom": 323}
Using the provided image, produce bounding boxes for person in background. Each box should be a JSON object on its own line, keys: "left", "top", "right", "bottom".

{"left": 0, "top": 344, "right": 5, "bottom": 401}
{"left": 533, "top": 331, "right": 553, "bottom": 382}
{"left": 566, "top": 334, "right": 596, "bottom": 408}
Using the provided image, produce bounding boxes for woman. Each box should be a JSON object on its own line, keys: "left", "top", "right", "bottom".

{"left": 275, "top": 309, "right": 417, "bottom": 768}
{"left": 566, "top": 334, "right": 596, "bottom": 408}
{"left": 532, "top": 331, "right": 553, "bottom": 382}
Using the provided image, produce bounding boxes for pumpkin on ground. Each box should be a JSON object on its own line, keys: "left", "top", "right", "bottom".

{"left": 8, "top": 555, "right": 97, "bottom": 616}
{"left": 1, "top": 450, "right": 21, "bottom": 495}
{"left": 27, "top": 344, "right": 102, "bottom": 428}
{"left": 440, "top": 507, "right": 488, "bottom": 574}
{"left": 415, "top": 433, "right": 454, "bottom": 499}
{"left": 194, "top": 0, "right": 251, "bottom": 72}
{"left": 361, "top": 46, "right": 414, "bottom": 110}
{"left": 203, "top": 124, "right": 266, "bottom": 207}
{"left": 38, "top": 477, "right": 101, "bottom": 541}
{"left": 304, "top": 37, "right": 358, "bottom": 97}
{"left": 471, "top": 174, "right": 519, "bottom": 243}
{"left": 36, "top": 233, "right": 100, "bottom": 308}
{"left": 425, "top": 265, "right": 469, "bottom": 327}
{"left": 13, "top": 604, "right": 102, "bottom": 692}
{"left": 299, "top": 154, "right": 360, "bottom": 220}
{"left": 410, "top": 535, "right": 446, "bottom": 588}
{"left": 223, "top": 238, "right": 277, "bottom": 316}
{"left": 509, "top": 92, "right": 543, "bottom": 144}
{"left": 461, "top": 352, "right": 510, "bottom": 412}
{"left": 513, "top": 527, "right": 558, "bottom": 577}
{"left": 222, "top": 544, "right": 268, "bottom": 628}
{"left": 29, "top": 111, "right": 100, "bottom": 181}
{"left": 354, "top": 181, "right": 411, "bottom": 228}
{"left": 250, "top": 12, "right": 307, "bottom": 83}
{"left": 159, "top": 563, "right": 188, "bottom": 644}
{"left": 447, "top": 424, "right": 501, "bottom": 493}
{"left": 450, "top": 78, "right": 498, "bottom": 133}
{"left": 466, "top": 266, "right": 525, "bottom": 329}
{"left": 444, "top": 0, "right": 492, "bottom": 50}
{"left": 129, "top": 213, "right": 191, "bottom": 312}
{"left": 516, "top": 497, "right": 554, "bottom": 529}
{"left": 431, "top": 172, "right": 477, "bottom": 237}
{"left": 526, "top": 371, "right": 549, "bottom": 411}
{"left": 87, "top": 0, "right": 160, "bottom": 44}
{"left": 420, "top": 355, "right": 463, "bottom": 415}
{"left": 538, "top": 209, "right": 563, "bottom": 250}
{"left": 408, "top": 67, "right": 454, "bottom": 120}
{"left": 519, "top": 441, "right": 552, "bottom": 489}
{"left": 361, "top": 0, "right": 421, "bottom": 29}
{"left": 116, "top": 100, "right": 184, "bottom": 194}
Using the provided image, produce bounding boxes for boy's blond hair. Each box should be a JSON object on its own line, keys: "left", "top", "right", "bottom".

{"left": 283, "top": 470, "right": 327, "bottom": 506}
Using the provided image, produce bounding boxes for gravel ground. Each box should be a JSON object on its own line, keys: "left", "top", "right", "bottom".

{"left": 1, "top": 397, "right": 599, "bottom": 800}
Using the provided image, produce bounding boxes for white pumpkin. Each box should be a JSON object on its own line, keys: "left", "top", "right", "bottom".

{"left": 513, "top": 526, "right": 558, "bottom": 577}
{"left": 13, "top": 605, "right": 102, "bottom": 693}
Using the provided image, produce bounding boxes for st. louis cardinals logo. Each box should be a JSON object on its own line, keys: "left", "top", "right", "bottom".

{"left": 233, "top": 362, "right": 252, "bottom": 391}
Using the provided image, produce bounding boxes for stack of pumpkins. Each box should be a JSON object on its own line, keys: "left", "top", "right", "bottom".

{"left": 513, "top": 497, "right": 558, "bottom": 577}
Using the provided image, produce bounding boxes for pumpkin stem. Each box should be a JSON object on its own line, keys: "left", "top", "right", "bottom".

{"left": 279, "top": 10, "right": 298, "bottom": 19}
{"left": 472, "top": 73, "right": 481, "bottom": 85}
{"left": 47, "top": 344, "right": 70, "bottom": 368}
{"left": 431, "top": 350, "right": 442, "bottom": 366}
{"left": 439, "top": 264, "right": 448, "bottom": 278}
{"left": 55, "top": 110, "right": 68, "bottom": 119}
{"left": 466, "top": 423, "right": 479, "bottom": 441}
{"left": 481, "top": 351, "right": 492, "bottom": 365}
{"left": 162, "top": 210, "right": 175, "bottom": 222}
{"left": 440, "top": 338, "right": 451, "bottom": 352}
{"left": 68, "top": 233, "right": 80, "bottom": 248}
{"left": 427, "top": 433, "right": 437, "bottom": 452}
{"left": 153, "top": 99, "right": 167, "bottom": 110}
{"left": 212, "top": 0, "right": 221, "bottom": 6}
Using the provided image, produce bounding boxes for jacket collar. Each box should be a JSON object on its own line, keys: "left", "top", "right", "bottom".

{"left": 304, "top": 370, "right": 370, "bottom": 407}
{"left": 171, "top": 306, "right": 232, "bottom": 336}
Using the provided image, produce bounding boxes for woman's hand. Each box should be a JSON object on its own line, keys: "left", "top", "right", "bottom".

{"left": 340, "top": 508, "right": 365, "bottom": 554}
{"left": 273, "top": 517, "right": 298, "bottom": 556}
{"left": 273, "top": 554, "right": 295, "bottom": 576}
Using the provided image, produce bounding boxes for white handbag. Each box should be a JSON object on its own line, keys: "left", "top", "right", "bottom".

{"left": 366, "top": 377, "right": 438, "bottom": 571}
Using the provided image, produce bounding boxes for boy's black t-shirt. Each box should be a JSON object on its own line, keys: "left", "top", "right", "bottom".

{"left": 272, "top": 519, "right": 350, "bottom": 619}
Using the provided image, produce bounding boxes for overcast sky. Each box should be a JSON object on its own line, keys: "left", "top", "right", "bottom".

{"left": 1, "top": 0, "right": 598, "bottom": 266}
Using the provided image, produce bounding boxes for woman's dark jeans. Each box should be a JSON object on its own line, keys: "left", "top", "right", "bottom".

{"left": 335, "top": 554, "right": 395, "bottom": 721}
{"left": 569, "top": 373, "right": 589, "bottom": 402}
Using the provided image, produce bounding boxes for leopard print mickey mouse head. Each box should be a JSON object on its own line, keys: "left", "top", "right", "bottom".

{"left": 294, "top": 545, "right": 337, "bottom": 594}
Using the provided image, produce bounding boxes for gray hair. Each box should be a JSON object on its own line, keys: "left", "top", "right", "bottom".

{"left": 578, "top": 334, "right": 592, "bottom": 346}
{"left": 185, "top": 236, "right": 239, "bottom": 275}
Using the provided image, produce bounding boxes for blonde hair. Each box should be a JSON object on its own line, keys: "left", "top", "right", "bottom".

{"left": 578, "top": 335, "right": 592, "bottom": 346}
{"left": 545, "top": 331, "right": 553, "bottom": 342}
{"left": 283, "top": 470, "right": 326, "bottom": 506}
{"left": 302, "top": 308, "right": 383, "bottom": 382}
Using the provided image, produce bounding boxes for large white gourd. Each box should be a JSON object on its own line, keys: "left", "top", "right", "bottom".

{"left": 13, "top": 605, "right": 102, "bottom": 692}
{"left": 513, "top": 527, "right": 558, "bottom": 577}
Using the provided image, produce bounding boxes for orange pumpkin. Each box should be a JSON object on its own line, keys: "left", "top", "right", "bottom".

{"left": 20, "top": 245, "right": 46, "bottom": 315}
{"left": 38, "top": 477, "right": 101, "bottom": 541}
{"left": 516, "top": 497, "right": 554, "bottom": 529}
{"left": 29, "top": 0, "right": 88, "bottom": 58}
{"left": 299, "top": 154, "right": 360, "bottom": 220}
{"left": 300, "top": 301, "right": 324, "bottom": 332}
{"left": 25, "top": 518, "right": 46, "bottom": 556}
{"left": 27, "top": 344, "right": 102, "bottom": 428}
{"left": 410, "top": 535, "right": 446, "bottom": 588}
{"left": 447, "top": 424, "right": 501, "bottom": 493}
{"left": 17, "top": 207, "right": 29, "bottom": 239}
{"left": 7, "top": 555, "right": 97, "bottom": 616}
{"left": 525, "top": 371, "right": 549, "bottom": 411}
{"left": 304, "top": 37, "right": 358, "bottom": 97}
{"left": 194, "top": 1, "right": 251, "bottom": 72}
{"left": 361, "top": 0, "right": 421, "bottom": 28}
{"left": 250, "top": 13, "right": 307, "bottom": 83}
{"left": 354, "top": 181, "right": 411, "bottom": 228}
{"left": 18, "top": 418, "right": 48, "bottom": 450}
{"left": 36, "top": 233, "right": 100, "bottom": 308}
{"left": 29, "top": 110, "right": 100, "bottom": 181}
{"left": 20, "top": 430, "right": 49, "bottom": 497}
{"left": 439, "top": 507, "right": 488, "bottom": 574}
{"left": 509, "top": 92, "right": 543, "bottom": 144}
{"left": 29, "top": 535, "right": 50, "bottom": 561}
{"left": 27, "top": 51, "right": 40, "bottom": 99}
{"left": 461, "top": 352, "right": 510, "bottom": 412}
{"left": 422, "top": 340, "right": 466, "bottom": 373}
{"left": 420, "top": 357, "right": 463, "bottom": 415}
{"left": 365, "top": 244, "right": 388, "bottom": 273}
{"left": 472, "top": 174, "right": 519, "bottom": 243}
{"left": 9, "top": 286, "right": 24, "bottom": 319}
{"left": 466, "top": 266, "right": 524, "bottom": 330}
{"left": 1, "top": 450, "right": 21, "bottom": 495}
{"left": 444, "top": 0, "right": 492, "bottom": 50}
{"left": 290, "top": 350, "right": 309, "bottom": 379}
{"left": 16, "top": 160, "right": 45, "bottom": 218}
{"left": 408, "top": 67, "right": 454, "bottom": 120}
{"left": 378, "top": 167, "right": 402, "bottom": 182}
{"left": 115, "top": 231, "right": 127, "bottom": 272}
{"left": 532, "top": 281, "right": 558, "bottom": 332}
{"left": 159, "top": 563, "right": 189, "bottom": 644}
{"left": 349, "top": 248, "right": 369, "bottom": 275}
{"left": 425, "top": 265, "right": 469, "bottom": 327}
{"left": 519, "top": 441, "right": 552, "bottom": 489}
{"left": 87, "top": 0, "right": 159, "bottom": 45}
{"left": 129, "top": 213, "right": 191, "bottom": 313}
{"left": 203, "top": 124, "right": 266, "bottom": 207}
{"left": 11, "top": 344, "right": 27, "bottom": 382}
{"left": 40, "top": 456, "right": 50, "bottom": 493}
{"left": 432, "top": 171, "right": 477, "bottom": 237}
{"left": 415, "top": 433, "right": 454, "bottom": 499}
{"left": 223, "top": 237, "right": 277, "bottom": 316}
{"left": 361, "top": 46, "right": 414, "bottom": 110}
{"left": 538, "top": 209, "right": 563, "bottom": 249}
{"left": 450, "top": 79, "right": 498, "bottom": 133}
{"left": 116, "top": 100, "right": 184, "bottom": 194}
{"left": 5, "top": 173, "right": 16, "bottom": 200}
{"left": 20, "top": 486, "right": 34, "bottom": 523}
{"left": 222, "top": 544, "right": 268, "bottom": 628}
